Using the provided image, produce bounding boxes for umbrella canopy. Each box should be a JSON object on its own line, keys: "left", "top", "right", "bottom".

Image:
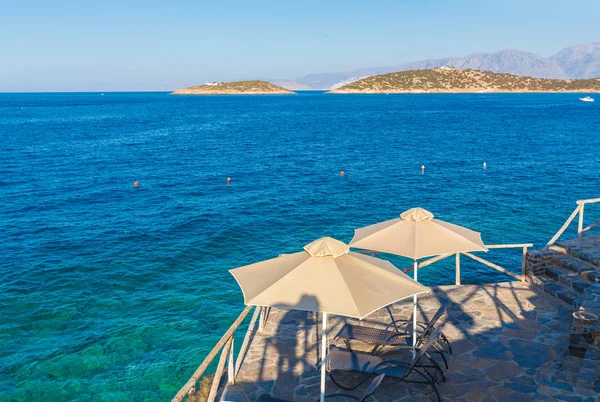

{"left": 230, "top": 236, "right": 429, "bottom": 402}
{"left": 230, "top": 236, "right": 430, "bottom": 319}
{"left": 349, "top": 207, "right": 487, "bottom": 356}
{"left": 349, "top": 207, "right": 487, "bottom": 259}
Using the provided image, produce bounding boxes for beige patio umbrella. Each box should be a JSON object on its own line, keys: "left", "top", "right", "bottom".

{"left": 229, "top": 236, "right": 430, "bottom": 402}
{"left": 350, "top": 207, "right": 487, "bottom": 353}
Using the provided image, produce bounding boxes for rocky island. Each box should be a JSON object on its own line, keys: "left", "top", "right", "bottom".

{"left": 171, "top": 80, "right": 295, "bottom": 95}
{"left": 329, "top": 67, "right": 600, "bottom": 93}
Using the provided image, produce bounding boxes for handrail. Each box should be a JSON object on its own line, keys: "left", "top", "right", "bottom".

{"left": 547, "top": 198, "right": 600, "bottom": 247}
{"left": 486, "top": 243, "right": 534, "bottom": 249}
{"left": 456, "top": 244, "right": 530, "bottom": 283}
{"left": 399, "top": 244, "right": 531, "bottom": 283}
{"left": 462, "top": 251, "right": 522, "bottom": 281}
{"left": 576, "top": 198, "right": 600, "bottom": 205}
{"left": 207, "top": 337, "right": 233, "bottom": 401}
{"left": 234, "top": 306, "right": 261, "bottom": 376}
{"left": 482, "top": 244, "right": 532, "bottom": 281}
{"left": 172, "top": 305, "right": 254, "bottom": 402}
{"left": 400, "top": 253, "right": 453, "bottom": 273}
{"left": 547, "top": 205, "right": 582, "bottom": 247}
{"left": 419, "top": 253, "right": 454, "bottom": 269}
{"left": 581, "top": 219, "right": 600, "bottom": 234}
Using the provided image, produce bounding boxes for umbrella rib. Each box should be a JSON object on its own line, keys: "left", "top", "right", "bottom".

{"left": 350, "top": 218, "right": 401, "bottom": 251}
{"left": 343, "top": 253, "right": 430, "bottom": 318}
{"left": 331, "top": 261, "right": 362, "bottom": 318}
{"left": 231, "top": 254, "right": 309, "bottom": 306}
{"left": 253, "top": 258, "right": 317, "bottom": 303}
{"left": 429, "top": 220, "right": 487, "bottom": 251}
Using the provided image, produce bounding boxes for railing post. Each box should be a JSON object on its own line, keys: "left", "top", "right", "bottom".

{"left": 521, "top": 246, "right": 528, "bottom": 281}
{"left": 171, "top": 306, "right": 252, "bottom": 402}
{"left": 455, "top": 253, "right": 461, "bottom": 285}
{"left": 547, "top": 205, "right": 581, "bottom": 247}
{"left": 235, "top": 306, "right": 260, "bottom": 378}
{"left": 578, "top": 204, "right": 585, "bottom": 236}
{"left": 258, "top": 306, "right": 265, "bottom": 331}
{"left": 207, "top": 336, "right": 233, "bottom": 402}
{"left": 227, "top": 337, "right": 235, "bottom": 384}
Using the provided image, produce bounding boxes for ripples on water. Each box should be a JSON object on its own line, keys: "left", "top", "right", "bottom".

{"left": 1, "top": 92, "right": 599, "bottom": 400}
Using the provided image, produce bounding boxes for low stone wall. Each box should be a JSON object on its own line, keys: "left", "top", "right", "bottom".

{"left": 524, "top": 246, "right": 600, "bottom": 353}
{"left": 523, "top": 249, "right": 554, "bottom": 278}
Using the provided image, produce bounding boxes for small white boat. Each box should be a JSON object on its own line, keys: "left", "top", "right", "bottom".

{"left": 579, "top": 96, "right": 594, "bottom": 102}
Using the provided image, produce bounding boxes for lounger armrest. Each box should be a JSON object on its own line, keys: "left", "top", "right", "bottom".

{"left": 385, "top": 332, "right": 412, "bottom": 344}
{"left": 384, "top": 319, "right": 428, "bottom": 332}
{"left": 371, "top": 359, "right": 410, "bottom": 372}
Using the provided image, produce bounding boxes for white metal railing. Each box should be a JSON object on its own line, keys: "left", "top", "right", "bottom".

{"left": 399, "top": 244, "right": 532, "bottom": 284}
{"left": 547, "top": 198, "right": 600, "bottom": 247}
{"left": 172, "top": 305, "right": 262, "bottom": 402}
{"left": 175, "top": 238, "right": 536, "bottom": 400}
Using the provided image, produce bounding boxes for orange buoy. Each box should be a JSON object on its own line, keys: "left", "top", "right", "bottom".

{"left": 340, "top": 171, "right": 345, "bottom": 176}
{"left": 227, "top": 177, "right": 231, "bottom": 184}
{"left": 133, "top": 181, "right": 139, "bottom": 187}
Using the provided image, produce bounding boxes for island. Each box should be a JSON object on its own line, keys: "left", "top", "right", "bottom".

{"left": 171, "top": 80, "right": 295, "bottom": 95}
{"left": 328, "top": 67, "right": 600, "bottom": 93}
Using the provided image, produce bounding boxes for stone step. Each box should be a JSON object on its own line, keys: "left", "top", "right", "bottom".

{"left": 527, "top": 273, "right": 582, "bottom": 309}
{"left": 556, "top": 237, "right": 600, "bottom": 270}
{"left": 543, "top": 264, "right": 594, "bottom": 295}
{"left": 549, "top": 250, "right": 600, "bottom": 284}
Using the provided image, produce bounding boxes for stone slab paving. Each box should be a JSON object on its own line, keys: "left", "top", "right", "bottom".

{"left": 216, "top": 282, "right": 600, "bottom": 401}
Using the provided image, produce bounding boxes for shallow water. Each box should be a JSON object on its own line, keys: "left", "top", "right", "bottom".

{"left": 1, "top": 91, "right": 599, "bottom": 400}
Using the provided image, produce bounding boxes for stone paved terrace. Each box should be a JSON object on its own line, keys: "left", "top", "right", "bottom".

{"left": 212, "top": 282, "right": 600, "bottom": 402}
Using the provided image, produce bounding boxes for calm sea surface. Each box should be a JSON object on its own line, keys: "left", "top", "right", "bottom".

{"left": 1, "top": 91, "right": 599, "bottom": 400}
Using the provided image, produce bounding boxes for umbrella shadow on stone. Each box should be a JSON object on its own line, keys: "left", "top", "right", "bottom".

{"left": 261, "top": 296, "right": 322, "bottom": 401}
{"left": 220, "top": 283, "right": 598, "bottom": 401}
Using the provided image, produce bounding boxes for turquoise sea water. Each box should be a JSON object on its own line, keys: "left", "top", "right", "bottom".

{"left": 1, "top": 91, "right": 599, "bottom": 400}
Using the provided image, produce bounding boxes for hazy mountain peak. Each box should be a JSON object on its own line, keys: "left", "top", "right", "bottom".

{"left": 273, "top": 41, "right": 600, "bottom": 90}
{"left": 551, "top": 42, "right": 600, "bottom": 79}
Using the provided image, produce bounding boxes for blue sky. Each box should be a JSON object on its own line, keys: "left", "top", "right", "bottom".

{"left": 1, "top": 0, "right": 598, "bottom": 91}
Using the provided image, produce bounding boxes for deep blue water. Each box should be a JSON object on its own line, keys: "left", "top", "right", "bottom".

{"left": 1, "top": 91, "right": 599, "bottom": 400}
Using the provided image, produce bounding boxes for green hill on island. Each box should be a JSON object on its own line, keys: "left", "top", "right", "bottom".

{"left": 329, "top": 67, "right": 600, "bottom": 93}
{"left": 172, "top": 80, "right": 295, "bottom": 95}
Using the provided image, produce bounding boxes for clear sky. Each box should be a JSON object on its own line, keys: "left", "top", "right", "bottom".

{"left": 1, "top": 0, "right": 598, "bottom": 91}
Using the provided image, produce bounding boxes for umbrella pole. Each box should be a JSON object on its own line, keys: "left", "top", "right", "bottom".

{"left": 320, "top": 312, "right": 327, "bottom": 402}
{"left": 413, "top": 260, "right": 418, "bottom": 358}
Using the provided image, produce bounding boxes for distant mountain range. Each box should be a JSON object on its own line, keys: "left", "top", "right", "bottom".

{"left": 272, "top": 42, "right": 600, "bottom": 90}
{"left": 329, "top": 68, "right": 600, "bottom": 94}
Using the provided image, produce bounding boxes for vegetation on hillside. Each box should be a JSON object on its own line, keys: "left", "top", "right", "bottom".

{"left": 330, "top": 68, "right": 600, "bottom": 93}
{"left": 172, "top": 80, "right": 295, "bottom": 95}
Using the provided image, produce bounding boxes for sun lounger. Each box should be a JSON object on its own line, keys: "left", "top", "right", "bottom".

{"left": 327, "top": 328, "right": 444, "bottom": 401}
{"left": 255, "top": 373, "right": 385, "bottom": 402}
{"left": 335, "top": 304, "right": 451, "bottom": 368}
